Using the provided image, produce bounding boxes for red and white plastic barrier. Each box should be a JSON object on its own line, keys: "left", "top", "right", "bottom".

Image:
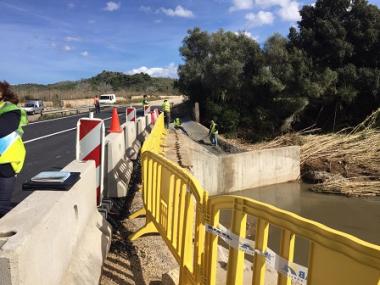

{"left": 143, "top": 104, "right": 150, "bottom": 116}
{"left": 126, "top": 106, "right": 136, "bottom": 122}
{"left": 76, "top": 118, "right": 105, "bottom": 206}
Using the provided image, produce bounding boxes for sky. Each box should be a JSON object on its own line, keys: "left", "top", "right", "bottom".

{"left": 0, "top": 0, "right": 379, "bottom": 84}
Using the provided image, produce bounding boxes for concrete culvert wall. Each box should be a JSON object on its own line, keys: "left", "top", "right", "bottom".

{"left": 176, "top": 121, "right": 300, "bottom": 195}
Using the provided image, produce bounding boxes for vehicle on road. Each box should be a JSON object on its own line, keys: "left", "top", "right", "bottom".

{"left": 99, "top": 94, "right": 116, "bottom": 105}
{"left": 23, "top": 100, "right": 44, "bottom": 115}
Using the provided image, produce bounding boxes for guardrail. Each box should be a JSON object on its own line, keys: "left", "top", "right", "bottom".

{"left": 130, "top": 115, "right": 380, "bottom": 285}
{"left": 42, "top": 105, "right": 93, "bottom": 115}
{"left": 28, "top": 105, "right": 116, "bottom": 118}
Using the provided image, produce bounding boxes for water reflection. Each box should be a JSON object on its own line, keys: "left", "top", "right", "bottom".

{"left": 232, "top": 182, "right": 380, "bottom": 245}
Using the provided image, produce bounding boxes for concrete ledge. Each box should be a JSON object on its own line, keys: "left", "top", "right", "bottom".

{"left": 0, "top": 161, "right": 111, "bottom": 285}
{"left": 178, "top": 132, "right": 300, "bottom": 195}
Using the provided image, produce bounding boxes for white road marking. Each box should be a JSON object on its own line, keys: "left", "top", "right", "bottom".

{"left": 24, "top": 127, "right": 77, "bottom": 144}
{"left": 24, "top": 113, "right": 125, "bottom": 144}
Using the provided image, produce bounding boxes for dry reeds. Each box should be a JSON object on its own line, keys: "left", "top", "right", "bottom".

{"left": 227, "top": 108, "right": 380, "bottom": 197}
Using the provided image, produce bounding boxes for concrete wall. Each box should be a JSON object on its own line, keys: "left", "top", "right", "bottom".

{"left": 219, "top": 146, "right": 300, "bottom": 194}
{"left": 186, "top": 137, "right": 220, "bottom": 194}
{"left": 184, "top": 134, "right": 300, "bottom": 195}
{"left": 0, "top": 161, "right": 112, "bottom": 285}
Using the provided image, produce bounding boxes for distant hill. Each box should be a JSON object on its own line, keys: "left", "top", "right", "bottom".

{"left": 13, "top": 71, "right": 178, "bottom": 103}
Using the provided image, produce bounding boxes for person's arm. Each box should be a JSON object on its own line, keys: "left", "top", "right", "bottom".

{"left": 0, "top": 110, "right": 21, "bottom": 137}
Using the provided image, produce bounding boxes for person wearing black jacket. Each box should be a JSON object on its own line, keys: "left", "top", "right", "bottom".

{"left": 0, "top": 81, "right": 27, "bottom": 217}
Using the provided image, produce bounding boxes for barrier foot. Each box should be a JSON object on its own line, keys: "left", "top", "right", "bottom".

{"left": 129, "top": 220, "right": 158, "bottom": 241}
{"left": 128, "top": 207, "right": 146, "bottom": 220}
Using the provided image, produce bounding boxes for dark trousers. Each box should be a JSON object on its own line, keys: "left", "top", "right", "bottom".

{"left": 0, "top": 176, "right": 15, "bottom": 216}
{"left": 95, "top": 103, "right": 101, "bottom": 113}
{"left": 164, "top": 111, "right": 171, "bottom": 129}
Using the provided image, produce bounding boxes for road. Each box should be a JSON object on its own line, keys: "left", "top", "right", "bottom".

{"left": 13, "top": 97, "right": 182, "bottom": 204}
{"left": 13, "top": 107, "right": 133, "bottom": 203}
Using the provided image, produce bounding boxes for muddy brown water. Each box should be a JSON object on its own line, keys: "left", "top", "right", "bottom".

{"left": 219, "top": 182, "right": 380, "bottom": 266}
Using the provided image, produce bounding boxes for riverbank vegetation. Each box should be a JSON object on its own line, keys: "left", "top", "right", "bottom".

{"left": 178, "top": 0, "right": 380, "bottom": 139}
{"left": 178, "top": 0, "right": 380, "bottom": 196}
{"left": 226, "top": 109, "right": 380, "bottom": 197}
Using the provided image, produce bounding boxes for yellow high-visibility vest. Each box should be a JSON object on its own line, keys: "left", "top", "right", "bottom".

{"left": 0, "top": 102, "right": 27, "bottom": 173}
{"left": 162, "top": 101, "right": 170, "bottom": 112}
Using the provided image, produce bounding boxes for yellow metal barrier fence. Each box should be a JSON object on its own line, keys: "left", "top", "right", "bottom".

{"left": 205, "top": 196, "right": 380, "bottom": 285}
{"left": 130, "top": 113, "right": 208, "bottom": 284}
{"left": 130, "top": 114, "right": 380, "bottom": 285}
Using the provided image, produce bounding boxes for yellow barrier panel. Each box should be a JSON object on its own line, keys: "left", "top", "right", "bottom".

{"left": 205, "top": 196, "right": 380, "bottom": 285}
{"left": 130, "top": 113, "right": 208, "bottom": 284}
{"left": 130, "top": 113, "right": 380, "bottom": 285}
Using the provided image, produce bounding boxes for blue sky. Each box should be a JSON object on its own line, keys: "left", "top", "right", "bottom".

{"left": 0, "top": 0, "right": 379, "bottom": 84}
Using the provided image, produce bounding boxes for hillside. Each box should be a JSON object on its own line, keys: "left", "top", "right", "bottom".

{"left": 13, "top": 71, "right": 178, "bottom": 102}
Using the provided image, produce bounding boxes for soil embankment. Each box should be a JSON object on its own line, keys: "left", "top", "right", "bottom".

{"left": 100, "top": 162, "right": 177, "bottom": 285}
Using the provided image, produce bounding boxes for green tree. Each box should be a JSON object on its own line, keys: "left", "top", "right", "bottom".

{"left": 290, "top": 0, "right": 380, "bottom": 129}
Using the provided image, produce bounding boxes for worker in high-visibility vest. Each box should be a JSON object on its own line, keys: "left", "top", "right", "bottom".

{"left": 209, "top": 120, "right": 218, "bottom": 146}
{"left": 174, "top": 117, "right": 182, "bottom": 129}
{"left": 0, "top": 81, "right": 27, "bottom": 217}
{"left": 161, "top": 99, "right": 171, "bottom": 129}
{"left": 142, "top": 95, "right": 149, "bottom": 105}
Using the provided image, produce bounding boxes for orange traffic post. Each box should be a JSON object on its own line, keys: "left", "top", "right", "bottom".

{"left": 109, "top": 107, "right": 122, "bottom": 133}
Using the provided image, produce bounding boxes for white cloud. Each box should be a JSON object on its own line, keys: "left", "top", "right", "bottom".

{"left": 245, "top": 11, "right": 274, "bottom": 27}
{"left": 63, "top": 45, "right": 73, "bottom": 52}
{"left": 80, "top": 51, "right": 89, "bottom": 57}
{"left": 277, "top": 1, "right": 301, "bottom": 21}
{"left": 229, "top": 0, "right": 253, "bottom": 12}
{"left": 64, "top": 36, "right": 81, "bottom": 42}
{"left": 104, "top": 1, "right": 120, "bottom": 12}
{"left": 126, "top": 63, "right": 178, "bottom": 78}
{"left": 253, "top": 0, "right": 301, "bottom": 22}
{"left": 254, "top": 0, "right": 289, "bottom": 8}
{"left": 160, "top": 5, "right": 194, "bottom": 18}
{"left": 234, "top": 31, "right": 259, "bottom": 41}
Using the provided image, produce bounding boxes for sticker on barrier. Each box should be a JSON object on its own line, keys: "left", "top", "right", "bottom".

{"left": 144, "top": 104, "right": 151, "bottom": 116}
{"left": 76, "top": 118, "right": 105, "bottom": 206}
{"left": 206, "top": 224, "right": 308, "bottom": 285}
{"left": 126, "top": 106, "right": 136, "bottom": 122}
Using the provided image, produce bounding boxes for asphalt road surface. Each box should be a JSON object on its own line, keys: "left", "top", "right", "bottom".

{"left": 13, "top": 106, "right": 144, "bottom": 204}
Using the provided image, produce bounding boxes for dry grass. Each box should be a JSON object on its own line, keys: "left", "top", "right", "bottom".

{"left": 226, "top": 109, "right": 380, "bottom": 197}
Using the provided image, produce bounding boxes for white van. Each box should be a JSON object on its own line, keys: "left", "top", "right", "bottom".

{"left": 99, "top": 94, "right": 116, "bottom": 105}
{"left": 24, "top": 100, "right": 44, "bottom": 115}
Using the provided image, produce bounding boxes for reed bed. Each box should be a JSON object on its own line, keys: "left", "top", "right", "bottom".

{"left": 226, "top": 109, "right": 380, "bottom": 197}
